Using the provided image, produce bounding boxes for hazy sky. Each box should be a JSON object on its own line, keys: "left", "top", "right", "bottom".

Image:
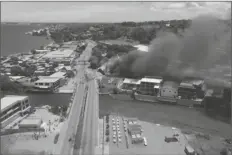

{"left": 1, "top": 2, "right": 231, "bottom": 22}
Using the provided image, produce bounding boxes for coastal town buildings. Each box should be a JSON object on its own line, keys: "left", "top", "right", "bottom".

{"left": 34, "top": 77, "right": 61, "bottom": 92}
{"left": 40, "top": 49, "right": 75, "bottom": 65}
{"left": 137, "top": 77, "right": 163, "bottom": 96}
{"left": 1, "top": 95, "right": 31, "bottom": 129}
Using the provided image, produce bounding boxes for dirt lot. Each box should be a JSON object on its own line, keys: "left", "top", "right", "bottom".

{"left": 99, "top": 95, "right": 232, "bottom": 138}
{"left": 1, "top": 107, "right": 64, "bottom": 155}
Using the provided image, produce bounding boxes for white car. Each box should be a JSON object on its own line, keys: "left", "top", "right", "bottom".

{"left": 143, "top": 137, "right": 147, "bottom": 146}
{"left": 113, "top": 138, "right": 116, "bottom": 143}
{"left": 113, "top": 127, "right": 116, "bottom": 131}
{"left": 118, "top": 131, "right": 121, "bottom": 134}
{"left": 112, "top": 118, "right": 115, "bottom": 121}
{"left": 117, "top": 125, "right": 120, "bottom": 128}
{"left": 113, "top": 131, "right": 116, "bottom": 135}
{"left": 118, "top": 138, "right": 122, "bottom": 143}
{"left": 113, "top": 134, "right": 116, "bottom": 138}
{"left": 118, "top": 134, "right": 121, "bottom": 138}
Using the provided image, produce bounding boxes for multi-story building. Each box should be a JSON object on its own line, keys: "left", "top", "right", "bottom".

{"left": 137, "top": 76, "right": 163, "bottom": 96}
{"left": 34, "top": 77, "right": 61, "bottom": 92}
{"left": 1, "top": 95, "right": 31, "bottom": 129}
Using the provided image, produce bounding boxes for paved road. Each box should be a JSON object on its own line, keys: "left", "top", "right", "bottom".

{"left": 59, "top": 41, "right": 97, "bottom": 155}
{"left": 80, "top": 78, "right": 99, "bottom": 155}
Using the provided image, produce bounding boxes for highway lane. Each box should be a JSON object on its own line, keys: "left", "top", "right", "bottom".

{"left": 60, "top": 41, "right": 96, "bottom": 155}
{"left": 80, "top": 77, "right": 98, "bottom": 155}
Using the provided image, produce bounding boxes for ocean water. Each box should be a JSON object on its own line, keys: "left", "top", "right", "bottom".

{"left": 1, "top": 24, "right": 71, "bottom": 108}
{"left": 1, "top": 24, "right": 50, "bottom": 56}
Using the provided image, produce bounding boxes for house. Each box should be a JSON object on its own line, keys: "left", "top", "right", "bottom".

{"left": 1, "top": 95, "right": 31, "bottom": 129}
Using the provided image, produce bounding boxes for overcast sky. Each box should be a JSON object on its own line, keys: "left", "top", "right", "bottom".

{"left": 1, "top": 2, "right": 231, "bottom": 22}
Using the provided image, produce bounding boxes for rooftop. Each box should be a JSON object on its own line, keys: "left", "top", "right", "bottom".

{"left": 42, "top": 49, "right": 74, "bottom": 59}
{"left": 140, "top": 77, "right": 162, "bottom": 84}
{"left": 19, "top": 117, "right": 42, "bottom": 126}
{"left": 35, "top": 77, "right": 60, "bottom": 83}
{"left": 134, "top": 45, "right": 149, "bottom": 52}
{"left": 179, "top": 82, "right": 195, "bottom": 89}
{"left": 49, "top": 72, "right": 66, "bottom": 78}
{"left": 1, "top": 95, "right": 28, "bottom": 112}
{"left": 123, "top": 78, "right": 140, "bottom": 85}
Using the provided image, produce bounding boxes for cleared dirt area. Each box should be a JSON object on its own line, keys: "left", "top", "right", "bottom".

{"left": 1, "top": 107, "right": 64, "bottom": 155}
{"left": 99, "top": 95, "right": 232, "bottom": 138}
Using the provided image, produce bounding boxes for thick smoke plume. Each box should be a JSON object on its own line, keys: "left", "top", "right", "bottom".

{"left": 109, "top": 12, "right": 231, "bottom": 87}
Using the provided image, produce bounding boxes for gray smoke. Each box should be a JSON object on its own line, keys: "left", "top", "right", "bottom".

{"left": 109, "top": 13, "right": 231, "bottom": 87}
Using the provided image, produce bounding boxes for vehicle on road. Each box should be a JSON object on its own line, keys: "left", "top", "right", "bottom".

{"left": 113, "top": 131, "right": 116, "bottom": 135}
{"left": 118, "top": 131, "right": 121, "bottom": 134}
{"left": 113, "top": 134, "right": 116, "bottom": 138}
{"left": 113, "top": 138, "right": 116, "bottom": 143}
{"left": 113, "top": 127, "right": 116, "bottom": 131}
{"left": 143, "top": 137, "right": 147, "bottom": 146}
{"left": 118, "top": 134, "right": 121, "bottom": 138}
{"left": 184, "top": 144, "right": 197, "bottom": 155}
{"left": 112, "top": 118, "right": 115, "bottom": 121}
{"left": 118, "top": 137, "right": 122, "bottom": 143}
{"left": 164, "top": 136, "right": 178, "bottom": 143}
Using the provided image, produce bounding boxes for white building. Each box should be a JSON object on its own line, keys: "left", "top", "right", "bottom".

{"left": 41, "top": 49, "right": 75, "bottom": 65}
{"left": 49, "top": 71, "right": 67, "bottom": 79}
{"left": 1, "top": 95, "right": 31, "bottom": 129}
{"left": 137, "top": 77, "right": 163, "bottom": 96}
{"left": 122, "top": 78, "right": 141, "bottom": 90}
{"left": 34, "top": 77, "right": 61, "bottom": 92}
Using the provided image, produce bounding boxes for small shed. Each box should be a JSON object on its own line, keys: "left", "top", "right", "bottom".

{"left": 18, "top": 118, "right": 42, "bottom": 129}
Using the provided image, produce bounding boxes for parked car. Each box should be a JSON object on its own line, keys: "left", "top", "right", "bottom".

{"left": 184, "top": 144, "right": 197, "bottom": 155}
{"left": 165, "top": 136, "right": 178, "bottom": 143}
{"left": 113, "top": 138, "right": 116, "bottom": 143}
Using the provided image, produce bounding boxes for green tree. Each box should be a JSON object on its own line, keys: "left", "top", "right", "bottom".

{"left": 0, "top": 75, "right": 22, "bottom": 92}
{"left": 31, "top": 49, "right": 37, "bottom": 55}
{"left": 11, "top": 66, "right": 24, "bottom": 76}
